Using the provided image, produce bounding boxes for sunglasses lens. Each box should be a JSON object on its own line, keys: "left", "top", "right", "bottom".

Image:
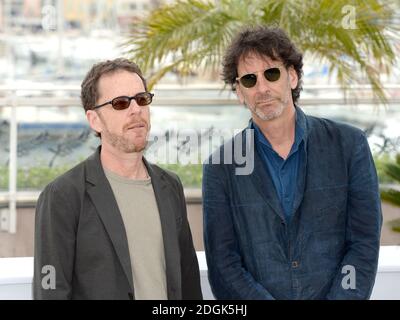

{"left": 238, "top": 67, "right": 281, "bottom": 88}
{"left": 239, "top": 74, "right": 257, "bottom": 88}
{"left": 109, "top": 93, "right": 153, "bottom": 110}
{"left": 136, "top": 93, "right": 152, "bottom": 106}
{"left": 264, "top": 67, "right": 280, "bottom": 82}
{"left": 112, "top": 97, "right": 130, "bottom": 110}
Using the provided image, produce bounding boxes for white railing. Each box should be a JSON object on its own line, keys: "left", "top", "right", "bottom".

{"left": 0, "top": 84, "right": 400, "bottom": 233}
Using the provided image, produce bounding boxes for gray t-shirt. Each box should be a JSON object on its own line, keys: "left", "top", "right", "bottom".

{"left": 104, "top": 168, "right": 167, "bottom": 300}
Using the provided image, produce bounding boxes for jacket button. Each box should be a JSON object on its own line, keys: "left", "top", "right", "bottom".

{"left": 292, "top": 261, "right": 299, "bottom": 268}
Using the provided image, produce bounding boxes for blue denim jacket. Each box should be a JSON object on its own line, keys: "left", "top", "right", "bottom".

{"left": 202, "top": 107, "right": 382, "bottom": 300}
{"left": 252, "top": 114, "right": 305, "bottom": 223}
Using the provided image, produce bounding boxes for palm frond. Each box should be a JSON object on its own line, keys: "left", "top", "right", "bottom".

{"left": 381, "top": 189, "right": 400, "bottom": 207}
{"left": 123, "top": 0, "right": 398, "bottom": 103}
{"left": 384, "top": 163, "right": 400, "bottom": 182}
{"left": 388, "top": 218, "right": 400, "bottom": 233}
{"left": 380, "top": 153, "right": 400, "bottom": 233}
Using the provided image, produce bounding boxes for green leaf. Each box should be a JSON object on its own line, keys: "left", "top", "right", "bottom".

{"left": 124, "top": 0, "right": 398, "bottom": 104}
{"left": 388, "top": 218, "right": 400, "bottom": 233}
{"left": 384, "top": 163, "right": 400, "bottom": 183}
{"left": 381, "top": 189, "right": 400, "bottom": 207}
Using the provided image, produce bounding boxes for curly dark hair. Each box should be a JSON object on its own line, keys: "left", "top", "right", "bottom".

{"left": 222, "top": 26, "right": 303, "bottom": 104}
{"left": 81, "top": 58, "right": 147, "bottom": 112}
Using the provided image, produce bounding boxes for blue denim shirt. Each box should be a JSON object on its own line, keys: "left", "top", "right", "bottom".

{"left": 203, "top": 107, "right": 382, "bottom": 300}
{"left": 252, "top": 113, "right": 305, "bottom": 222}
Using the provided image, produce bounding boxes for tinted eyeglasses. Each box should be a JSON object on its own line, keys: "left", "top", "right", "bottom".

{"left": 236, "top": 67, "right": 282, "bottom": 88}
{"left": 94, "top": 92, "right": 154, "bottom": 110}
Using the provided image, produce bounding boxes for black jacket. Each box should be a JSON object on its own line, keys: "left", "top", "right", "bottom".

{"left": 33, "top": 146, "right": 202, "bottom": 300}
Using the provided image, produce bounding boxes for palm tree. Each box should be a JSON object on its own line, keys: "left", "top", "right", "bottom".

{"left": 124, "top": 0, "right": 398, "bottom": 102}
{"left": 381, "top": 154, "right": 400, "bottom": 232}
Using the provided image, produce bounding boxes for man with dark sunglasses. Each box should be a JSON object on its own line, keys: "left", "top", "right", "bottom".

{"left": 203, "top": 26, "right": 382, "bottom": 299}
{"left": 33, "top": 58, "right": 202, "bottom": 300}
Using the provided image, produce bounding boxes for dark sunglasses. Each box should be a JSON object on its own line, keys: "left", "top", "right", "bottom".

{"left": 236, "top": 67, "right": 282, "bottom": 88}
{"left": 94, "top": 92, "right": 154, "bottom": 110}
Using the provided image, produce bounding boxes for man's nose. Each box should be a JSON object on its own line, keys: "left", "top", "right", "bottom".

{"left": 255, "top": 72, "right": 272, "bottom": 93}
{"left": 127, "top": 99, "right": 141, "bottom": 114}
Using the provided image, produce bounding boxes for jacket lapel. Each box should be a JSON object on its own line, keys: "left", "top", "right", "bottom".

{"left": 245, "top": 107, "right": 310, "bottom": 222}
{"left": 85, "top": 147, "right": 134, "bottom": 292}
{"left": 144, "top": 158, "right": 182, "bottom": 300}
{"left": 292, "top": 107, "right": 309, "bottom": 216}
{"left": 292, "top": 147, "right": 307, "bottom": 216}
{"left": 239, "top": 126, "right": 286, "bottom": 222}
{"left": 253, "top": 146, "right": 286, "bottom": 221}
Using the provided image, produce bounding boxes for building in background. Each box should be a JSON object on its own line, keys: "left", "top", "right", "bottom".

{"left": 0, "top": 0, "right": 158, "bottom": 34}
{"left": 0, "top": 0, "right": 161, "bottom": 83}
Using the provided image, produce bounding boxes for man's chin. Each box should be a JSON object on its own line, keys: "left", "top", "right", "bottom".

{"left": 130, "top": 140, "right": 148, "bottom": 153}
{"left": 254, "top": 109, "right": 279, "bottom": 121}
{"left": 255, "top": 104, "right": 284, "bottom": 121}
{"left": 115, "top": 139, "right": 148, "bottom": 154}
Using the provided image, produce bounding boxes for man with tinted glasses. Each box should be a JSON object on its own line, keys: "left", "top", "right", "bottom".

{"left": 203, "top": 26, "right": 382, "bottom": 299}
{"left": 33, "top": 58, "right": 202, "bottom": 300}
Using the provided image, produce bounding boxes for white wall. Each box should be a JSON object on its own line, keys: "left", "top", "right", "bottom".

{"left": 1, "top": 247, "right": 399, "bottom": 300}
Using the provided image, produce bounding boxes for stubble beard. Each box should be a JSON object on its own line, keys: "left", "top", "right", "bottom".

{"left": 102, "top": 124, "right": 149, "bottom": 153}
{"left": 246, "top": 80, "right": 292, "bottom": 121}
{"left": 246, "top": 96, "right": 287, "bottom": 121}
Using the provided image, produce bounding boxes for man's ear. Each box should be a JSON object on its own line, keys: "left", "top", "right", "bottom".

{"left": 288, "top": 66, "right": 298, "bottom": 90}
{"left": 86, "top": 110, "right": 103, "bottom": 134}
